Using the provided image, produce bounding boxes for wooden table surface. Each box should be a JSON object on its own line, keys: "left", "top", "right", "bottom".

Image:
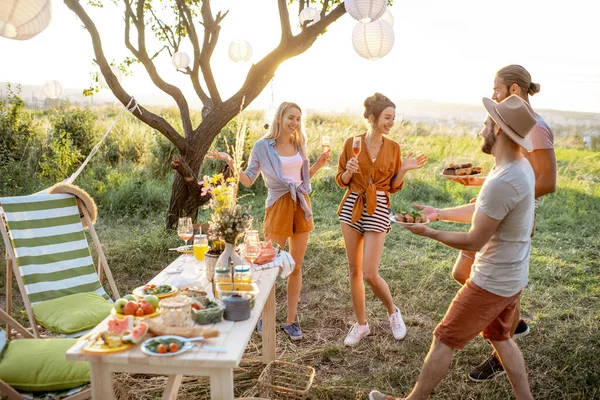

{"left": 66, "top": 254, "right": 279, "bottom": 400}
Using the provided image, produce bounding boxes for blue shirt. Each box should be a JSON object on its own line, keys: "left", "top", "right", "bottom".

{"left": 244, "top": 138, "right": 312, "bottom": 220}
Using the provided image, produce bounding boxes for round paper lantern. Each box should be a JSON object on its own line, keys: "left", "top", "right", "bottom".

{"left": 344, "top": 0, "right": 387, "bottom": 23}
{"left": 0, "top": 0, "right": 52, "bottom": 40}
{"left": 98, "top": 66, "right": 123, "bottom": 89}
{"left": 352, "top": 20, "right": 394, "bottom": 60}
{"left": 172, "top": 51, "right": 191, "bottom": 69}
{"left": 43, "top": 80, "right": 62, "bottom": 99}
{"left": 299, "top": 7, "right": 320, "bottom": 26}
{"left": 381, "top": 10, "right": 394, "bottom": 26}
{"left": 228, "top": 40, "right": 252, "bottom": 64}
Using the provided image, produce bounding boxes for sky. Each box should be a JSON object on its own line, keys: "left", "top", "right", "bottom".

{"left": 1, "top": 0, "right": 600, "bottom": 114}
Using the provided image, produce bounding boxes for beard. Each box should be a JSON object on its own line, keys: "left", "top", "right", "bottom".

{"left": 481, "top": 131, "right": 496, "bottom": 154}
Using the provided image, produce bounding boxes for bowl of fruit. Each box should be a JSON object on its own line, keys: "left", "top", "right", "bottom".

{"left": 112, "top": 294, "right": 161, "bottom": 318}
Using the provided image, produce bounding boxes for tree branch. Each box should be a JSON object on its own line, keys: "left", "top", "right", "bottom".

{"left": 64, "top": 0, "right": 186, "bottom": 153}
{"left": 199, "top": 0, "right": 222, "bottom": 104}
{"left": 278, "top": 0, "right": 292, "bottom": 41}
{"left": 321, "top": 0, "right": 330, "bottom": 18}
{"left": 122, "top": 0, "right": 193, "bottom": 137}
{"left": 175, "top": 0, "right": 210, "bottom": 106}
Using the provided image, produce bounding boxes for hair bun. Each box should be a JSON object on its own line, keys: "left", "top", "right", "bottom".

{"left": 528, "top": 82, "right": 541, "bottom": 95}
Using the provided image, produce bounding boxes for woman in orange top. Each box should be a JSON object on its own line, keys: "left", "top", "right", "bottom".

{"left": 336, "top": 93, "right": 427, "bottom": 346}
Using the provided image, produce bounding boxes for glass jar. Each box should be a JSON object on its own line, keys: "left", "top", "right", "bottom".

{"left": 160, "top": 296, "right": 191, "bottom": 327}
{"left": 193, "top": 234, "right": 209, "bottom": 261}
{"left": 234, "top": 264, "right": 252, "bottom": 284}
{"left": 214, "top": 267, "right": 232, "bottom": 298}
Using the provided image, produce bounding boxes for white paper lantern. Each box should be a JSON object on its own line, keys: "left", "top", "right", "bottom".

{"left": 98, "top": 66, "right": 123, "bottom": 89}
{"left": 352, "top": 20, "right": 394, "bottom": 60}
{"left": 299, "top": 7, "right": 320, "bottom": 26}
{"left": 0, "top": 0, "right": 52, "bottom": 40}
{"left": 42, "top": 80, "right": 62, "bottom": 99}
{"left": 172, "top": 51, "right": 191, "bottom": 69}
{"left": 228, "top": 40, "right": 252, "bottom": 64}
{"left": 381, "top": 10, "right": 394, "bottom": 26}
{"left": 344, "top": 0, "right": 387, "bottom": 23}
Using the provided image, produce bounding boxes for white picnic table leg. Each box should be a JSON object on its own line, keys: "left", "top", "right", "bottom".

{"left": 210, "top": 368, "right": 234, "bottom": 400}
{"left": 161, "top": 375, "right": 183, "bottom": 400}
{"left": 261, "top": 283, "right": 276, "bottom": 364}
{"left": 89, "top": 361, "right": 113, "bottom": 399}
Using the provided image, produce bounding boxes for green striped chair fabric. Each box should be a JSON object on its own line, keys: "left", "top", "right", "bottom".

{"left": 0, "top": 193, "right": 109, "bottom": 306}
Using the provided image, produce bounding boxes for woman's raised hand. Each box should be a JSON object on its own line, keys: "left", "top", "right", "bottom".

{"left": 207, "top": 149, "right": 232, "bottom": 164}
{"left": 402, "top": 152, "right": 428, "bottom": 171}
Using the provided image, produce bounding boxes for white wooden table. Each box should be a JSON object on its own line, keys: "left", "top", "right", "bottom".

{"left": 66, "top": 255, "right": 279, "bottom": 400}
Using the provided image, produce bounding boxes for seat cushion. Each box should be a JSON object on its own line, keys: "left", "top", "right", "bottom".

{"left": 32, "top": 292, "right": 112, "bottom": 334}
{"left": 0, "top": 338, "right": 90, "bottom": 392}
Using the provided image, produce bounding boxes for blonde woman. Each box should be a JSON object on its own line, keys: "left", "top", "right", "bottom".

{"left": 208, "top": 102, "right": 330, "bottom": 340}
{"left": 336, "top": 93, "right": 427, "bottom": 346}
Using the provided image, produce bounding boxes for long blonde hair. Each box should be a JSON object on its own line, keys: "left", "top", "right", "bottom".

{"left": 264, "top": 102, "right": 307, "bottom": 154}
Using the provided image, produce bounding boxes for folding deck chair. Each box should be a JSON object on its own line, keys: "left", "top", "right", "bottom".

{"left": 1, "top": 191, "right": 120, "bottom": 338}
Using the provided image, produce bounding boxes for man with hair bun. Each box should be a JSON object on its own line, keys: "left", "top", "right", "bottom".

{"left": 450, "top": 64, "right": 557, "bottom": 382}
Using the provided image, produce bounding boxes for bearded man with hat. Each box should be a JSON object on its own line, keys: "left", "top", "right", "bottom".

{"left": 369, "top": 94, "right": 537, "bottom": 400}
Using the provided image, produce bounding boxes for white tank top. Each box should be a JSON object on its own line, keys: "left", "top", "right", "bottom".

{"left": 278, "top": 152, "right": 303, "bottom": 186}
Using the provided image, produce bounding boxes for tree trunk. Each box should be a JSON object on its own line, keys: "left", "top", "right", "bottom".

{"left": 166, "top": 173, "right": 199, "bottom": 228}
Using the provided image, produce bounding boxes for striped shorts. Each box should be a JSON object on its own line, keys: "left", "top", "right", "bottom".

{"left": 339, "top": 192, "right": 391, "bottom": 235}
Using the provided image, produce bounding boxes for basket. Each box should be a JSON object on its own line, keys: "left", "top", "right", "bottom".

{"left": 205, "top": 252, "right": 219, "bottom": 281}
{"left": 190, "top": 296, "right": 224, "bottom": 325}
{"left": 257, "top": 361, "right": 315, "bottom": 399}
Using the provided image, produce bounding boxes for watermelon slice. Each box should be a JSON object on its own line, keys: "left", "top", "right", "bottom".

{"left": 122, "top": 322, "right": 149, "bottom": 344}
{"left": 262, "top": 240, "right": 273, "bottom": 249}
{"left": 107, "top": 315, "right": 134, "bottom": 335}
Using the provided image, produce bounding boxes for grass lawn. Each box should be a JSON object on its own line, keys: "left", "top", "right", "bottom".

{"left": 2, "top": 132, "right": 599, "bottom": 399}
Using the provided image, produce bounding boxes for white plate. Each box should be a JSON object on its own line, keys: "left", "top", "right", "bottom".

{"left": 141, "top": 335, "right": 193, "bottom": 357}
{"left": 389, "top": 215, "right": 430, "bottom": 226}
{"left": 440, "top": 171, "right": 482, "bottom": 179}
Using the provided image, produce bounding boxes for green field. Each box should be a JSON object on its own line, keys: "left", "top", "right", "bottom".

{"left": 1, "top": 109, "right": 599, "bottom": 399}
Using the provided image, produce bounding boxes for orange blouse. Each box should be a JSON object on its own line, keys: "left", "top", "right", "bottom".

{"left": 336, "top": 134, "right": 404, "bottom": 223}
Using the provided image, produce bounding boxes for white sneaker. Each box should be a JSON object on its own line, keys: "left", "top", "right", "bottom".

{"left": 344, "top": 322, "right": 370, "bottom": 347}
{"left": 388, "top": 306, "right": 407, "bottom": 340}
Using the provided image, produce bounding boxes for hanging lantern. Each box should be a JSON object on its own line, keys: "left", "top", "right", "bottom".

{"left": 228, "top": 40, "right": 252, "bottom": 64}
{"left": 344, "top": 0, "right": 387, "bottom": 23}
{"left": 299, "top": 7, "right": 320, "bottom": 26}
{"left": 98, "top": 66, "right": 123, "bottom": 89}
{"left": 0, "top": 0, "right": 52, "bottom": 40}
{"left": 42, "top": 80, "right": 62, "bottom": 99}
{"left": 352, "top": 20, "right": 394, "bottom": 60}
{"left": 172, "top": 51, "right": 191, "bottom": 69}
{"left": 381, "top": 10, "right": 394, "bottom": 27}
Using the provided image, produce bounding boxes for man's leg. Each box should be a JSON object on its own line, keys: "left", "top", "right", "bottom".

{"left": 404, "top": 337, "right": 455, "bottom": 400}
{"left": 490, "top": 339, "right": 533, "bottom": 400}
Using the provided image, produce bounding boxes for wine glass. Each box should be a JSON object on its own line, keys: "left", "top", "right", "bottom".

{"left": 321, "top": 136, "right": 331, "bottom": 170}
{"left": 352, "top": 137, "right": 361, "bottom": 173}
{"left": 178, "top": 217, "right": 193, "bottom": 259}
{"left": 244, "top": 230, "right": 261, "bottom": 263}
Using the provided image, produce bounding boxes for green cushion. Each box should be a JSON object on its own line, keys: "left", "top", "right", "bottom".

{"left": 32, "top": 292, "right": 112, "bottom": 334}
{"left": 0, "top": 338, "right": 89, "bottom": 392}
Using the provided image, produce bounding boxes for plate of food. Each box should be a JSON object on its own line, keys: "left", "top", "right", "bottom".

{"left": 141, "top": 335, "right": 193, "bottom": 357}
{"left": 81, "top": 317, "right": 149, "bottom": 354}
{"left": 169, "top": 245, "right": 194, "bottom": 254}
{"left": 441, "top": 163, "right": 482, "bottom": 178}
{"left": 390, "top": 209, "right": 430, "bottom": 225}
{"left": 112, "top": 294, "right": 161, "bottom": 318}
{"left": 132, "top": 284, "right": 178, "bottom": 299}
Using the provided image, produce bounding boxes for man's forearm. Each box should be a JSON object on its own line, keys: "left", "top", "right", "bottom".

{"left": 439, "top": 203, "right": 476, "bottom": 224}
{"left": 425, "top": 228, "right": 481, "bottom": 252}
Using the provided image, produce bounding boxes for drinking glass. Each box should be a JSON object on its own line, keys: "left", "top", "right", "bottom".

{"left": 321, "top": 136, "right": 331, "bottom": 170}
{"left": 352, "top": 137, "right": 361, "bottom": 173}
{"left": 178, "top": 217, "right": 194, "bottom": 258}
{"left": 244, "top": 230, "right": 261, "bottom": 262}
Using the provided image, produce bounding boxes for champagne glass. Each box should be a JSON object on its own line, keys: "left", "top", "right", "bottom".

{"left": 352, "top": 137, "right": 361, "bottom": 174}
{"left": 178, "top": 217, "right": 193, "bottom": 259}
{"left": 321, "top": 136, "right": 331, "bottom": 170}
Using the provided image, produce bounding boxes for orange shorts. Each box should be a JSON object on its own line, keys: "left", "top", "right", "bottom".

{"left": 263, "top": 193, "right": 314, "bottom": 239}
{"left": 434, "top": 279, "right": 521, "bottom": 350}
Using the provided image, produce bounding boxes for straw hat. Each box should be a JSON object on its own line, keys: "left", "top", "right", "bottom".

{"left": 482, "top": 94, "right": 537, "bottom": 151}
{"left": 48, "top": 183, "right": 97, "bottom": 228}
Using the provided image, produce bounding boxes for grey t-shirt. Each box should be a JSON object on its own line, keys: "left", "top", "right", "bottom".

{"left": 470, "top": 157, "right": 536, "bottom": 297}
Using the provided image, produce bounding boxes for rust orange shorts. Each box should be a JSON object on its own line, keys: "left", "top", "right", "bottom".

{"left": 434, "top": 279, "right": 521, "bottom": 350}
{"left": 263, "top": 193, "right": 314, "bottom": 239}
